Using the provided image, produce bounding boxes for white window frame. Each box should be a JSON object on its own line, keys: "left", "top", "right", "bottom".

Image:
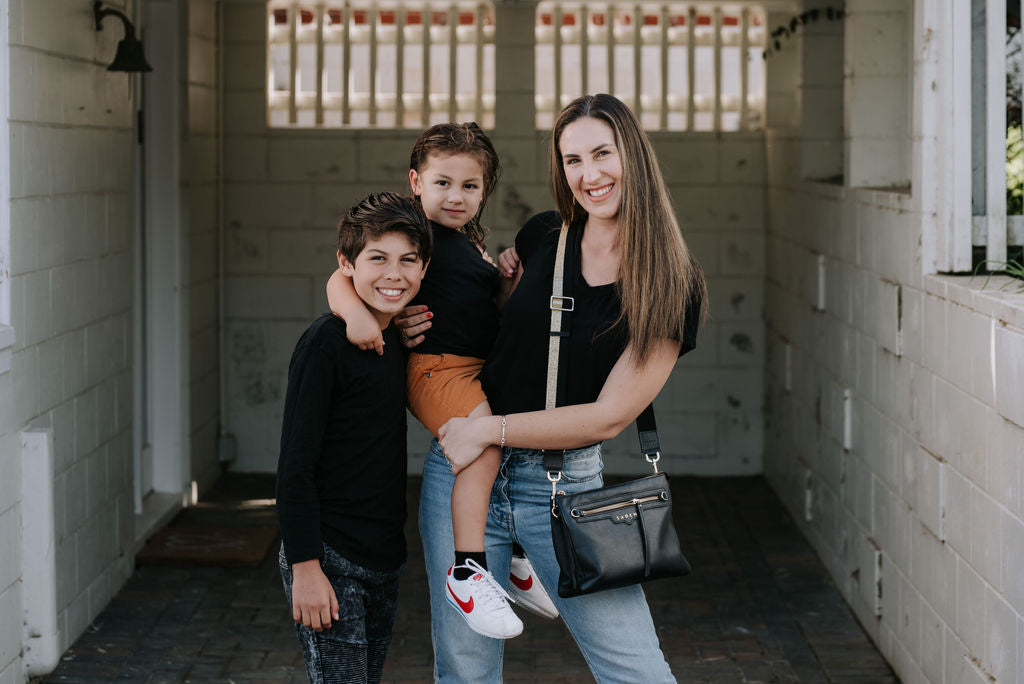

{"left": 935, "top": 0, "right": 1020, "bottom": 273}
{"left": 266, "top": 1, "right": 496, "bottom": 129}
{"left": 534, "top": 0, "right": 769, "bottom": 132}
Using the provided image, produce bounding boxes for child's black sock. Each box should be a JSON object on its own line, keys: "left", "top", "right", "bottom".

{"left": 453, "top": 551, "right": 487, "bottom": 580}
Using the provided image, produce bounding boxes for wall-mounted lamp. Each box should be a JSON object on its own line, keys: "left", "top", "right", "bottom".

{"left": 93, "top": 1, "right": 152, "bottom": 72}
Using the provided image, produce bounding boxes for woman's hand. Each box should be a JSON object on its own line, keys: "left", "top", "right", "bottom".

{"left": 438, "top": 415, "right": 497, "bottom": 473}
{"left": 393, "top": 305, "right": 433, "bottom": 348}
{"left": 290, "top": 559, "right": 339, "bottom": 632}
{"left": 497, "top": 247, "right": 520, "bottom": 278}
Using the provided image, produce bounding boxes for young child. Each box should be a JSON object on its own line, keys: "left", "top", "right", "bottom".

{"left": 277, "top": 192, "right": 431, "bottom": 683}
{"left": 326, "top": 123, "right": 558, "bottom": 640}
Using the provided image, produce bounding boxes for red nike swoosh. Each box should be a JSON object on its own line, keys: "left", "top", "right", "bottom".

{"left": 509, "top": 572, "right": 533, "bottom": 591}
{"left": 448, "top": 583, "right": 474, "bottom": 613}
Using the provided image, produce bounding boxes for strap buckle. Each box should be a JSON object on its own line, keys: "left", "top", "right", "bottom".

{"left": 549, "top": 295, "right": 575, "bottom": 312}
{"left": 547, "top": 470, "right": 563, "bottom": 515}
{"left": 547, "top": 470, "right": 563, "bottom": 491}
{"left": 645, "top": 451, "right": 661, "bottom": 473}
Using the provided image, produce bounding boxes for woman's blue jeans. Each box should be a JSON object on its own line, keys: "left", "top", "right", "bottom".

{"left": 419, "top": 438, "right": 676, "bottom": 683}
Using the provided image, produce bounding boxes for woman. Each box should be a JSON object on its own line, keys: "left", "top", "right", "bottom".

{"left": 403, "top": 94, "right": 706, "bottom": 682}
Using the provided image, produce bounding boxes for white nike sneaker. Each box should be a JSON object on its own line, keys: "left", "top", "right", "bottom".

{"left": 445, "top": 559, "right": 524, "bottom": 639}
{"left": 508, "top": 554, "right": 559, "bottom": 619}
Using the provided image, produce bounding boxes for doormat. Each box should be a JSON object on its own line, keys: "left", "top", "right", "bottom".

{"left": 136, "top": 526, "right": 279, "bottom": 567}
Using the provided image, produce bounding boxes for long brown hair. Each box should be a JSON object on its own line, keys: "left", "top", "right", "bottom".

{"left": 409, "top": 122, "right": 501, "bottom": 247}
{"left": 550, "top": 94, "right": 707, "bottom": 363}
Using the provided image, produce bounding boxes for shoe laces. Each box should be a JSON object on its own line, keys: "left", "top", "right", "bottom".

{"left": 459, "top": 558, "right": 517, "bottom": 609}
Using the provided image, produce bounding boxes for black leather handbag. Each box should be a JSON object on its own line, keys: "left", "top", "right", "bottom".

{"left": 543, "top": 224, "right": 691, "bottom": 598}
{"left": 548, "top": 409, "right": 691, "bottom": 597}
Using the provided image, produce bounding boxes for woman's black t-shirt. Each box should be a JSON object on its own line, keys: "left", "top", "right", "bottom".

{"left": 480, "top": 211, "right": 701, "bottom": 416}
{"left": 412, "top": 221, "right": 501, "bottom": 359}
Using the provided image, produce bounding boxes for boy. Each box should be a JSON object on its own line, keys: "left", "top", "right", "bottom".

{"left": 276, "top": 192, "right": 431, "bottom": 684}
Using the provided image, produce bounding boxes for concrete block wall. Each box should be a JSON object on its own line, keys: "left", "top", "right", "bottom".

{"left": 763, "top": 1, "right": 1024, "bottom": 681}
{"left": 1, "top": 0, "right": 139, "bottom": 669}
{"left": 221, "top": 0, "right": 766, "bottom": 476}
{"left": 186, "top": 0, "right": 222, "bottom": 491}
{"left": 797, "top": 3, "right": 843, "bottom": 182}
{"left": 0, "top": 326, "right": 20, "bottom": 682}
{"left": 843, "top": 0, "right": 910, "bottom": 189}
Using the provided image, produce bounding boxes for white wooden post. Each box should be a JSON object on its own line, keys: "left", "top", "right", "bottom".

{"left": 686, "top": 6, "right": 696, "bottom": 130}
{"left": 740, "top": 8, "right": 750, "bottom": 129}
{"left": 342, "top": 1, "right": 351, "bottom": 124}
{"left": 422, "top": 3, "right": 431, "bottom": 124}
{"left": 475, "top": 4, "right": 485, "bottom": 122}
{"left": 288, "top": 2, "right": 298, "bottom": 123}
{"left": 315, "top": 4, "right": 325, "bottom": 124}
{"left": 986, "top": 0, "right": 1008, "bottom": 265}
{"left": 448, "top": 5, "right": 457, "bottom": 120}
{"left": 369, "top": 6, "right": 379, "bottom": 124}
{"left": 660, "top": 4, "right": 668, "bottom": 130}
{"left": 632, "top": 4, "right": 641, "bottom": 115}
{"left": 554, "top": 4, "right": 563, "bottom": 111}
{"left": 397, "top": 6, "right": 406, "bottom": 125}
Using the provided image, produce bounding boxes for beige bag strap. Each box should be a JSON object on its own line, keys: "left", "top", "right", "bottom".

{"left": 542, "top": 223, "right": 661, "bottom": 496}
{"left": 545, "top": 224, "right": 573, "bottom": 410}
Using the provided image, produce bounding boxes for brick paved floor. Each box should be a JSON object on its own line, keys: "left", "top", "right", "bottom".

{"left": 44, "top": 475, "right": 897, "bottom": 683}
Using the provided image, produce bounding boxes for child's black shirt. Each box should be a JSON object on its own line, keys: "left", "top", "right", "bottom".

{"left": 411, "top": 221, "right": 500, "bottom": 359}
{"left": 276, "top": 313, "right": 408, "bottom": 571}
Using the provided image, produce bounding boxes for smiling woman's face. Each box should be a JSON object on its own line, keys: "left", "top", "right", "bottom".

{"left": 558, "top": 117, "right": 623, "bottom": 223}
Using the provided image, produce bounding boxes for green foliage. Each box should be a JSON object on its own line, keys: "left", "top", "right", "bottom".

{"left": 973, "top": 257, "right": 1024, "bottom": 290}
{"left": 1008, "top": 125, "right": 1024, "bottom": 215}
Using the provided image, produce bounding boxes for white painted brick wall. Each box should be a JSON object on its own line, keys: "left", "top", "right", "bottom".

{"left": 0, "top": 0, "right": 225, "bottom": 671}
{"left": 843, "top": 3, "right": 910, "bottom": 189}
{"left": 766, "top": 189, "right": 1024, "bottom": 684}
{"left": 763, "top": 2, "right": 1024, "bottom": 681}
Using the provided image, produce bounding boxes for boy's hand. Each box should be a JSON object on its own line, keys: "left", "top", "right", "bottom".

{"left": 394, "top": 305, "right": 432, "bottom": 348}
{"left": 291, "top": 559, "right": 340, "bottom": 632}
{"left": 327, "top": 267, "right": 386, "bottom": 355}
{"left": 497, "top": 247, "right": 520, "bottom": 278}
{"left": 345, "top": 314, "right": 386, "bottom": 355}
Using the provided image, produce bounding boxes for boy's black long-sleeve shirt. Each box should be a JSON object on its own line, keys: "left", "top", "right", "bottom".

{"left": 276, "top": 314, "right": 408, "bottom": 571}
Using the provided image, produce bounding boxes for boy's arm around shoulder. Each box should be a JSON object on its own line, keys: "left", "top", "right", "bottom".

{"left": 326, "top": 267, "right": 386, "bottom": 355}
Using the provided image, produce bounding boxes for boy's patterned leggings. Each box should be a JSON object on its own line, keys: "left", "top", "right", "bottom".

{"left": 279, "top": 543, "right": 402, "bottom": 683}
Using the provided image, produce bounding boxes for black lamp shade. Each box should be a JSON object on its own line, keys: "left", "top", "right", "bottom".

{"left": 108, "top": 35, "right": 152, "bottom": 72}
{"left": 94, "top": 2, "right": 153, "bottom": 73}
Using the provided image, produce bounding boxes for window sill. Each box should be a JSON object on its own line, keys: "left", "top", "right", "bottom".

{"left": 925, "top": 274, "right": 1024, "bottom": 329}
{"left": 798, "top": 180, "right": 915, "bottom": 212}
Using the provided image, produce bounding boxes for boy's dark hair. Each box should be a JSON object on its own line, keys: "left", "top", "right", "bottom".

{"left": 337, "top": 192, "right": 432, "bottom": 264}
